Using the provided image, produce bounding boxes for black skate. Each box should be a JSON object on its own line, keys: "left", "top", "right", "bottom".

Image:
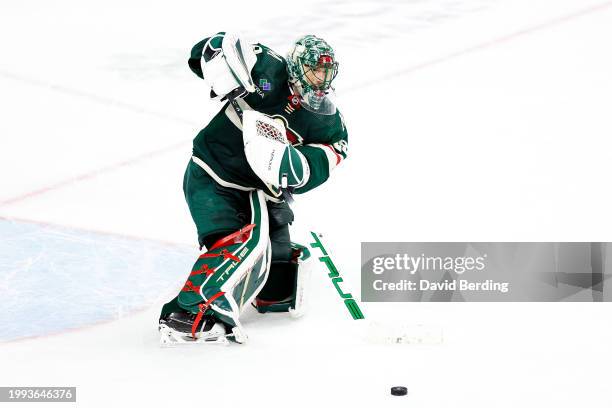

{"left": 159, "top": 312, "right": 231, "bottom": 346}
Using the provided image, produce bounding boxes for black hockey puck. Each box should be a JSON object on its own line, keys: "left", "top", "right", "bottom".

{"left": 391, "top": 386, "right": 407, "bottom": 396}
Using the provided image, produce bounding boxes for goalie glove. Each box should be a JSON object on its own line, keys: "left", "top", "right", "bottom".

{"left": 243, "top": 111, "right": 310, "bottom": 189}
{"left": 200, "top": 32, "right": 257, "bottom": 99}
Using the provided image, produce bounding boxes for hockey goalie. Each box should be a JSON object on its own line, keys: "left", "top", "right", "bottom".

{"left": 158, "top": 32, "right": 348, "bottom": 345}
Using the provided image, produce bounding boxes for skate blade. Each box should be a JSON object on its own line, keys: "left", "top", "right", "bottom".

{"left": 159, "top": 324, "right": 231, "bottom": 347}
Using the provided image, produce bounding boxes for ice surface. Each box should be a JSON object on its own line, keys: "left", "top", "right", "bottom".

{"left": 0, "top": 219, "right": 194, "bottom": 341}
{"left": 1, "top": 0, "right": 612, "bottom": 406}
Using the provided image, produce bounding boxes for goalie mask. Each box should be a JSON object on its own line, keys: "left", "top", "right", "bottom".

{"left": 287, "top": 35, "right": 339, "bottom": 115}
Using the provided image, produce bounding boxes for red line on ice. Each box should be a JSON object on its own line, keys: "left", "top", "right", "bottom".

{"left": 3, "top": 1, "right": 611, "bottom": 207}
{"left": 0, "top": 140, "right": 190, "bottom": 207}
{"left": 352, "top": 1, "right": 612, "bottom": 91}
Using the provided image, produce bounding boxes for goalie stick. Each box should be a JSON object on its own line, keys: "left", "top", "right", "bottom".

{"left": 308, "top": 231, "right": 365, "bottom": 320}
{"left": 225, "top": 89, "right": 360, "bottom": 319}
{"left": 306, "top": 233, "right": 446, "bottom": 344}
{"left": 225, "top": 91, "right": 361, "bottom": 319}
{"left": 226, "top": 87, "right": 246, "bottom": 121}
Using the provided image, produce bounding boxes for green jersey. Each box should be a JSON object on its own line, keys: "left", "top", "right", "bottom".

{"left": 188, "top": 37, "right": 349, "bottom": 198}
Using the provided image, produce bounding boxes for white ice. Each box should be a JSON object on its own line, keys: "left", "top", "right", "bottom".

{"left": 1, "top": 0, "right": 612, "bottom": 406}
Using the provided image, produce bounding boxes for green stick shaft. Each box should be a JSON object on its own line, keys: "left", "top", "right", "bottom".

{"left": 309, "top": 232, "right": 365, "bottom": 320}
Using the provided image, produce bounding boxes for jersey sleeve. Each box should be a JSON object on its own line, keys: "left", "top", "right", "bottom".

{"left": 293, "top": 114, "right": 349, "bottom": 194}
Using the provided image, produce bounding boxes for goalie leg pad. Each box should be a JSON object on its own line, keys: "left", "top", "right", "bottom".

{"left": 167, "top": 190, "right": 271, "bottom": 340}
{"left": 254, "top": 242, "right": 312, "bottom": 316}
{"left": 255, "top": 261, "right": 298, "bottom": 312}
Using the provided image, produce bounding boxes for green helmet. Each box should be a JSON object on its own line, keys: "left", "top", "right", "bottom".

{"left": 287, "top": 35, "right": 339, "bottom": 113}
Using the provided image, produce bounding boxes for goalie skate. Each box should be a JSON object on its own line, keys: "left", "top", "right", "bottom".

{"left": 159, "top": 312, "right": 247, "bottom": 346}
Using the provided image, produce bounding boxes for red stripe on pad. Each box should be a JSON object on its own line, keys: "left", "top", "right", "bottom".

{"left": 189, "top": 264, "right": 215, "bottom": 277}
{"left": 191, "top": 291, "right": 226, "bottom": 339}
{"left": 209, "top": 224, "right": 256, "bottom": 250}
